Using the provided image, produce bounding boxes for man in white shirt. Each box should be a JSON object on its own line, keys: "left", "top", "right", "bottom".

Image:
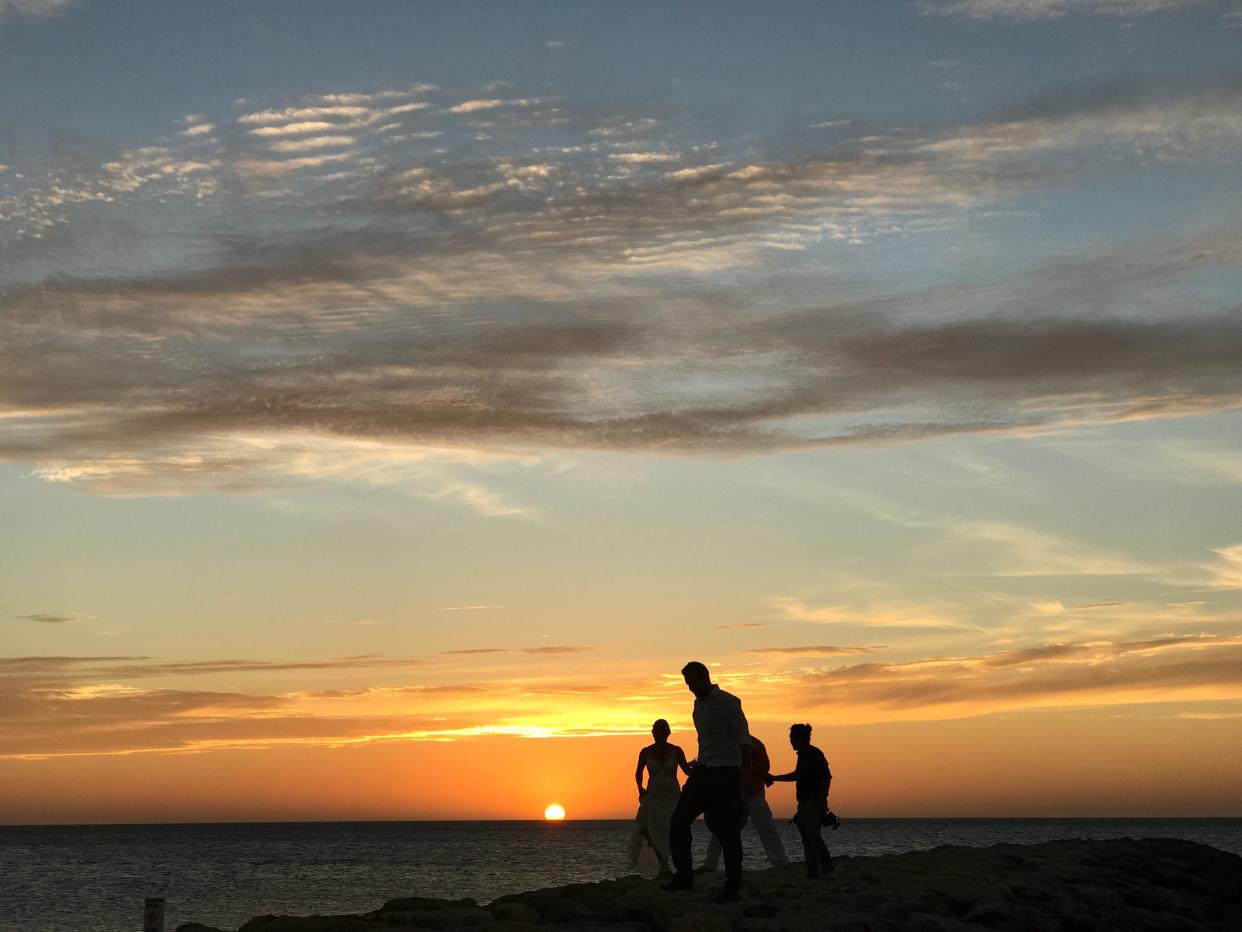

{"left": 663, "top": 661, "right": 752, "bottom": 902}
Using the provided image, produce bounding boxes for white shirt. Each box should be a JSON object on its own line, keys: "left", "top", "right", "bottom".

{"left": 692, "top": 684, "right": 752, "bottom": 767}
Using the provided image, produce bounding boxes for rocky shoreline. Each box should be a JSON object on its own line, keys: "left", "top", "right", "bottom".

{"left": 178, "top": 837, "right": 1242, "bottom": 932}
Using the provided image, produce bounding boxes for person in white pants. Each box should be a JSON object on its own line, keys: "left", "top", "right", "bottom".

{"left": 700, "top": 734, "right": 789, "bottom": 871}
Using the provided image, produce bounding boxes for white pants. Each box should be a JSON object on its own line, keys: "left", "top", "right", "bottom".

{"left": 702, "top": 794, "right": 789, "bottom": 869}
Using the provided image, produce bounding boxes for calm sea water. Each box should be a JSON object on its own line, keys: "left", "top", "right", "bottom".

{"left": 1, "top": 818, "right": 1239, "bottom": 932}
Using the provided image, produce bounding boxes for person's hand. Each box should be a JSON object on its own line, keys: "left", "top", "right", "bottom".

{"left": 764, "top": 775, "right": 774, "bottom": 787}
{"left": 638, "top": 787, "right": 647, "bottom": 800}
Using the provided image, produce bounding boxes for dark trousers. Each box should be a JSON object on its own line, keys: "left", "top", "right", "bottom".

{"left": 669, "top": 765, "right": 745, "bottom": 891}
{"left": 794, "top": 800, "right": 834, "bottom": 878}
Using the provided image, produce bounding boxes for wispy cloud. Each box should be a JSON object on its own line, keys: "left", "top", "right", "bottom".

{"left": 0, "top": 0, "right": 76, "bottom": 20}
{"left": 0, "top": 654, "right": 429, "bottom": 682}
{"left": 3, "top": 78, "right": 1242, "bottom": 496}
{"left": 1203, "top": 544, "right": 1242, "bottom": 590}
{"left": 749, "top": 645, "right": 882, "bottom": 655}
{"left": 13, "top": 612, "right": 89, "bottom": 624}
{"left": 771, "top": 597, "right": 965, "bottom": 630}
{"left": 447, "top": 98, "right": 506, "bottom": 114}
{"left": 918, "top": 0, "right": 1204, "bottom": 20}
{"left": 0, "top": 652, "right": 658, "bottom": 759}
{"left": 4, "top": 632, "right": 1240, "bottom": 758}
{"left": 442, "top": 646, "right": 593, "bottom": 655}
{"left": 780, "top": 633, "right": 1242, "bottom": 721}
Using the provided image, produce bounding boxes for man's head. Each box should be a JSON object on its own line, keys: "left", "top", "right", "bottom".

{"left": 652, "top": 718, "right": 671, "bottom": 741}
{"left": 680, "top": 660, "right": 712, "bottom": 698}
{"left": 789, "top": 722, "right": 812, "bottom": 750}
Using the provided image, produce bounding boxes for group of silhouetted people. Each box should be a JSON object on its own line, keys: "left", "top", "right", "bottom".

{"left": 629, "top": 661, "right": 839, "bottom": 902}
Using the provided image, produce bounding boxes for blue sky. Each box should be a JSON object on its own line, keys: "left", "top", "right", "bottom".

{"left": 1, "top": 0, "right": 1241, "bottom": 817}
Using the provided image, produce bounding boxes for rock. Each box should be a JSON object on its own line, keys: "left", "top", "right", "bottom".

{"left": 666, "top": 912, "right": 732, "bottom": 932}
{"left": 377, "top": 896, "right": 478, "bottom": 912}
{"left": 177, "top": 925, "right": 228, "bottom": 932}
{"left": 238, "top": 918, "right": 374, "bottom": 932}
{"left": 488, "top": 901, "right": 539, "bottom": 923}
{"left": 963, "top": 903, "right": 1010, "bottom": 927}
{"left": 194, "top": 839, "right": 1242, "bottom": 932}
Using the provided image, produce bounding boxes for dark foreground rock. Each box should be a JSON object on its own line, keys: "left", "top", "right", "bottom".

{"left": 178, "top": 837, "right": 1242, "bottom": 932}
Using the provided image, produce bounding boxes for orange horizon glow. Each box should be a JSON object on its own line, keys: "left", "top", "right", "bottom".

{"left": 1, "top": 708, "right": 1239, "bottom": 825}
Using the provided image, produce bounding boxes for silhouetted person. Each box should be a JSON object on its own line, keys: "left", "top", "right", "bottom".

{"left": 767, "top": 723, "right": 834, "bottom": 879}
{"left": 663, "top": 661, "right": 752, "bottom": 902}
{"left": 700, "top": 734, "right": 789, "bottom": 871}
{"left": 629, "top": 718, "right": 691, "bottom": 875}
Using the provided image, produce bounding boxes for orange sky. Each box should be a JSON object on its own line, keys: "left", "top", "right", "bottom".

{"left": 4, "top": 628, "right": 1242, "bottom": 822}
{"left": 2, "top": 708, "right": 1238, "bottom": 824}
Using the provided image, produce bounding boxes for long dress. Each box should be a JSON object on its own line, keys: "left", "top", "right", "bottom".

{"left": 636, "top": 748, "right": 681, "bottom": 868}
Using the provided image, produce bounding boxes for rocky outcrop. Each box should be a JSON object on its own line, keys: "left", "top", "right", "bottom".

{"left": 178, "top": 837, "right": 1242, "bottom": 932}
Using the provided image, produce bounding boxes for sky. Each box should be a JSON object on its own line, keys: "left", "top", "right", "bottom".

{"left": 2, "top": 0, "right": 1241, "bottom": 823}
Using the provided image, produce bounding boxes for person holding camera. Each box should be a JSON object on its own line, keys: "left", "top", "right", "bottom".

{"left": 766, "top": 723, "right": 836, "bottom": 879}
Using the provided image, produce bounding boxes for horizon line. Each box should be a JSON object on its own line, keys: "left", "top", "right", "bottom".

{"left": 5, "top": 814, "right": 1241, "bottom": 829}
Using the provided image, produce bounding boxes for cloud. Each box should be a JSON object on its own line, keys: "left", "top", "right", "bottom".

{"left": 0, "top": 0, "right": 76, "bottom": 19}
{"left": 609, "top": 151, "right": 680, "bottom": 164}
{"left": 950, "top": 520, "right": 1156, "bottom": 577}
{"left": 266, "top": 135, "right": 355, "bottom": 154}
{"left": 789, "top": 634, "right": 1242, "bottom": 720}
{"left": 771, "top": 597, "right": 964, "bottom": 630}
{"left": 4, "top": 634, "right": 1239, "bottom": 757}
{"left": 248, "top": 121, "right": 346, "bottom": 137}
{"left": 918, "top": 0, "right": 1204, "bottom": 20}
{"left": 447, "top": 99, "right": 505, "bottom": 114}
{"left": 1203, "top": 544, "right": 1242, "bottom": 590}
{"left": 0, "top": 651, "right": 658, "bottom": 758}
{"left": 0, "top": 654, "right": 429, "bottom": 683}
{"left": 13, "top": 612, "right": 86, "bottom": 624}
{"left": 4, "top": 77, "right": 1242, "bottom": 496}
{"left": 238, "top": 105, "right": 372, "bottom": 125}
{"left": 749, "top": 645, "right": 882, "bottom": 655}
{"left": 442, "top": 646, "right": 593, "bottom": 655}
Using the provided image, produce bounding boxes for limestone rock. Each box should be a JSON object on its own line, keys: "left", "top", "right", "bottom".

{"left": 488, "top": 901, "right": 539, "bottom": 923}
{"left": 184, "top": 838, "right": 1242, "bottom": 932}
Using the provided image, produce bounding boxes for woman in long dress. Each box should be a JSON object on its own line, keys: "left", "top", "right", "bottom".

{"left": 629, "top": 719, "right": 691, "bottom": 876}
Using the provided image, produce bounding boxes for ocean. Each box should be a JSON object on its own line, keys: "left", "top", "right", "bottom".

{"left": 2, "top": 818, "right": 1239, "bottom": 932}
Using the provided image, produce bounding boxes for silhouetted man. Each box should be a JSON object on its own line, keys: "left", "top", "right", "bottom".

{"left": 664, "top": 661, "right": 752, "bottom": 902}
{"left": 767, "top": 722, "right": 834, "bottom": 879}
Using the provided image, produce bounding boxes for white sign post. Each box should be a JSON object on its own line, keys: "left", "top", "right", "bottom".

{"left": 143, "top": 897, "right": 165, "bottom": 932}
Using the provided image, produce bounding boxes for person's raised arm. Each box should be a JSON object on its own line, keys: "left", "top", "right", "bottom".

{"left": 766, "top": 748, "right": 798, "bottom": 785}
{"left": 674, "top": 745, "right": 693, "bottom": 777}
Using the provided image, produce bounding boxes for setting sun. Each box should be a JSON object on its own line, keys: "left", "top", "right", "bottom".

{"left": 543, "top": 804, "right": 566, "bottom": 821}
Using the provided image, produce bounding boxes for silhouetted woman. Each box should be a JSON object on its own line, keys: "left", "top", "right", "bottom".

{"left": 629, "top": 718, "right": 692, "bottom": 875}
